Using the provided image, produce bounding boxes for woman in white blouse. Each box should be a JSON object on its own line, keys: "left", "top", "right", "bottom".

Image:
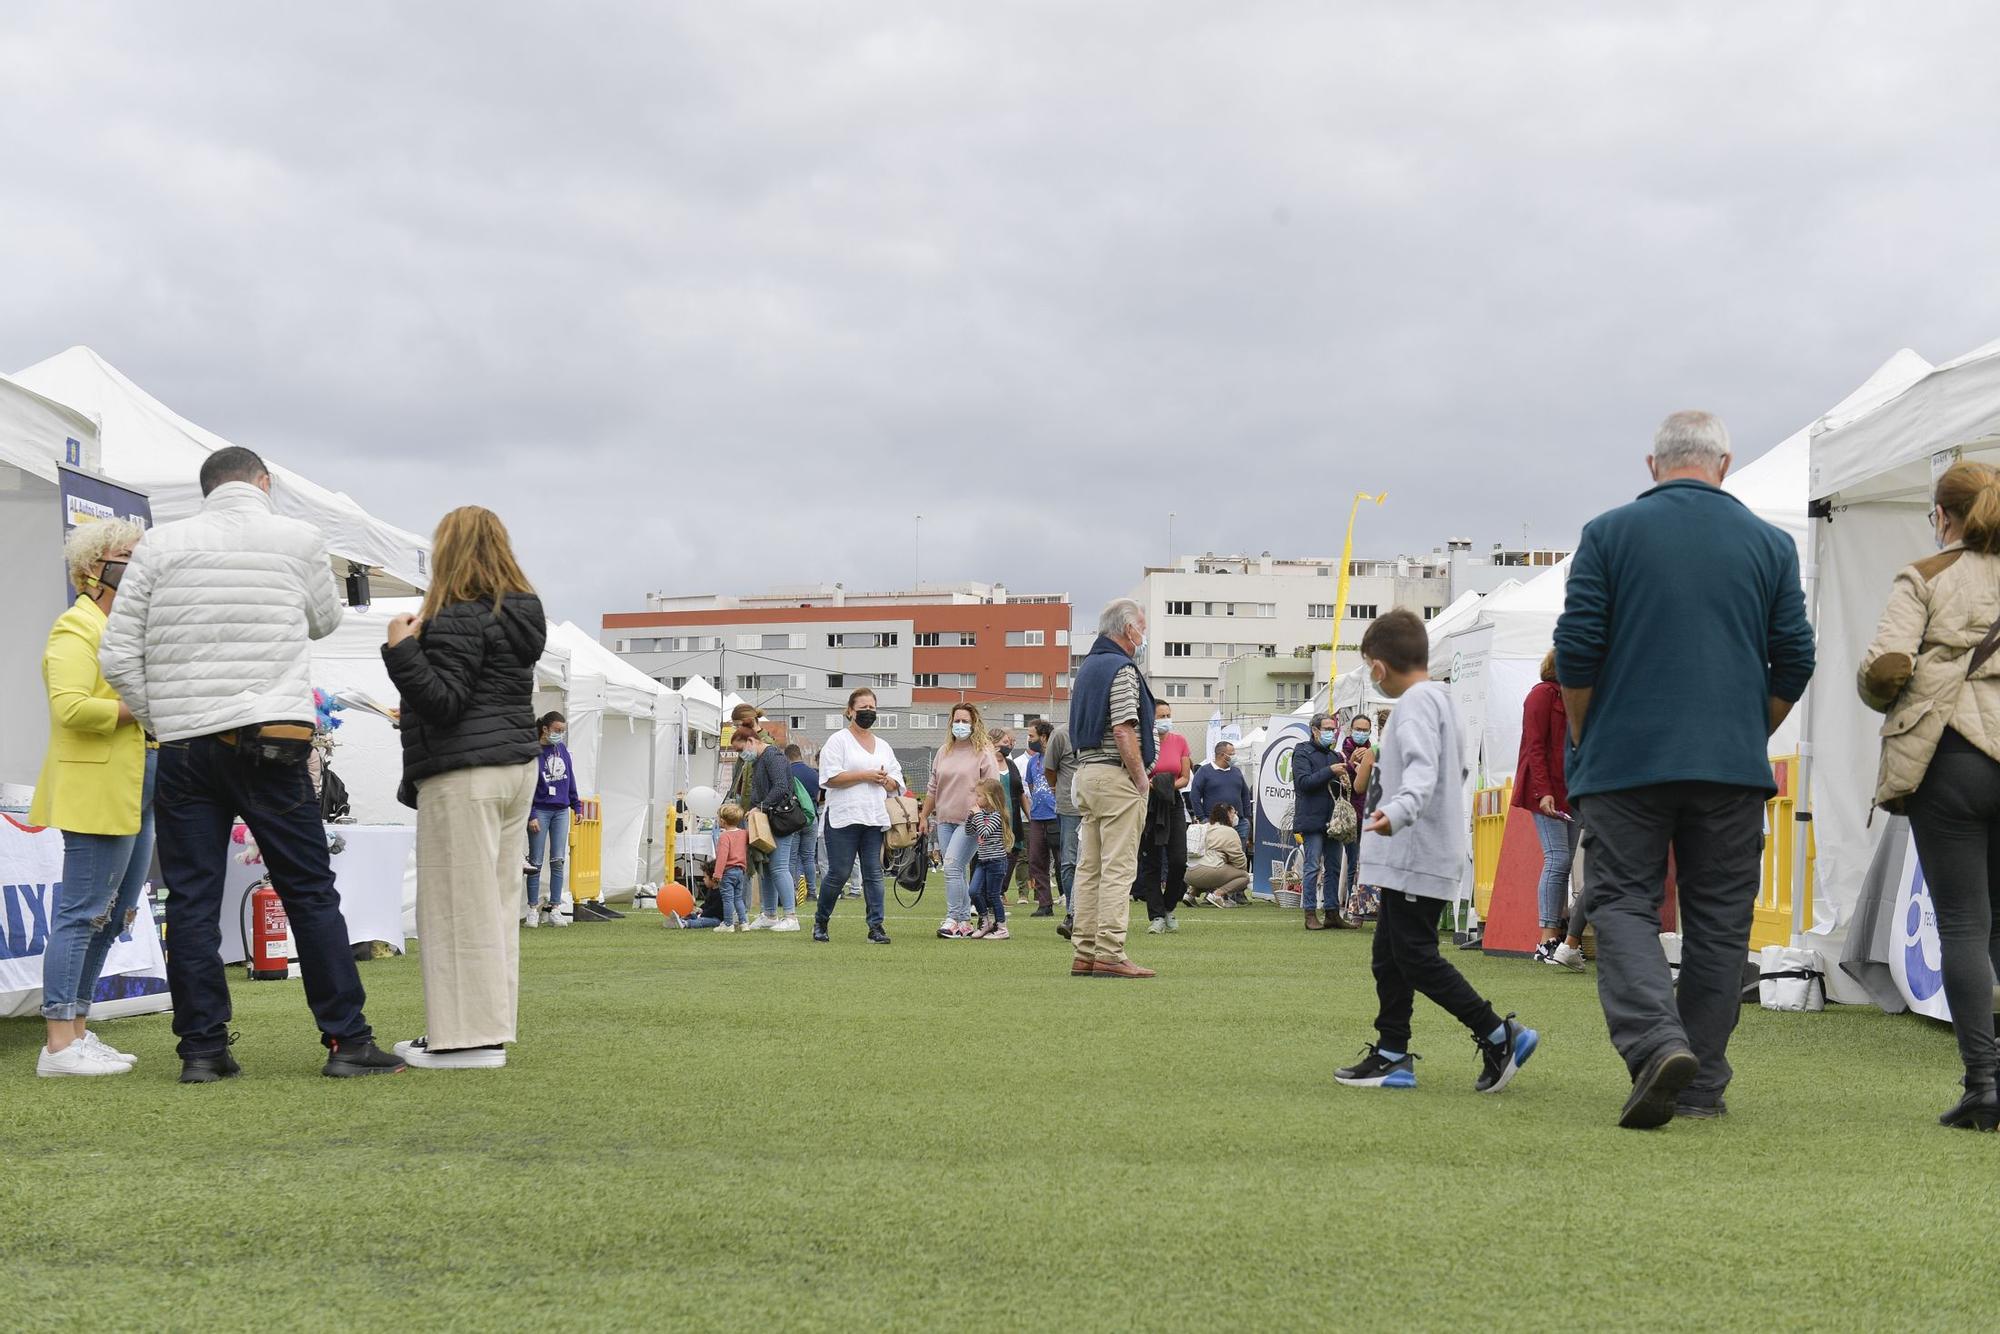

{"left": 811, "top": 688, "right": 903, "bottom": 945}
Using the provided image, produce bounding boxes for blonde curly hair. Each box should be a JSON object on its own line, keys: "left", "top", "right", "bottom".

{"left": 63, "top": 519, "right": 144, "bottom": 592}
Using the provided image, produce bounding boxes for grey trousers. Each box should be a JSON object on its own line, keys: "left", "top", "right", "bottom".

{"left": 1574, "top": 782, "right": 1764, "bottom": 1104}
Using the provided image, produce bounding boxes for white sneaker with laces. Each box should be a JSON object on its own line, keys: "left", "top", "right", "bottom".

{"left": 748, "top": 914, "right": 777, "bottom": 931}
{"left": 772, "top": 916, "right": 801, "bottom": 933}
{"left": 37, "top": 1042, "right": 129, "bottom": 1077}
{"left": 1165, "top": 912, "right": 1179, "bottom": 933}
{"left": 1147, "top": 917, "right": 1167, "bottom": 934}
{"left": 1551, "top": 942, "right": 1587, "bottom": 972}
{"left": 80, "top": 1032, "right": 137, "bottom": 1067}
{"left": 1205, "top": 892, "right": 1229, "bottom": 910}
{"left": 546, "top": 906, "right": 569, "bottom": 928}
{"left": 394, "top": 1037, "right": 507, "bottom": 1070}
{"left": 523, "top": 907, "right": 540, "bottom": 928}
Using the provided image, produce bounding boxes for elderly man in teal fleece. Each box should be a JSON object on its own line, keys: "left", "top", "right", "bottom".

{"left": 1555, "top": 409, "right": 1815, "bottom": 1131}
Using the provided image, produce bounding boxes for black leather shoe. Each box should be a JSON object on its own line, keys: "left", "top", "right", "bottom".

{"left": 322, "top": 1037, "right": 407, "bottom": 1078}
{"left": 1619, "top": 1045, "right": 1699, "bottom": 1130}
{"left": 1940, "top": 1084, "right": 2000, "bottom": 1131}
{"left": 1056, "top": 916, "right": 1073, "bottom": 940}
{"left": 812, "top": 922, "right": 830, "bottom": 942}
{"left": 178, "top": 1051, "right": 242, "bottom": 1084}
{"left": 1030, "top": 906, "right": 1055, "bottom": 918}
{"left": 868, "top": 925, "right": 891, "bottom": 945}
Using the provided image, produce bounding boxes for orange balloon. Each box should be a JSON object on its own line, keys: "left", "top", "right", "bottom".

{"left": 657, "top": 882, "right": 696, "bottom": 917}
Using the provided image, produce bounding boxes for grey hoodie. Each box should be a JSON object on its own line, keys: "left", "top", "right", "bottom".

{"left": 1356, "top": 681, "right": 1466, "bottom": 901}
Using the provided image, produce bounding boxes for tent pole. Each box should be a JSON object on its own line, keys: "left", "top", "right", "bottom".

{"left": 1790, "top": 511, "right": 1820, "bottom": 946}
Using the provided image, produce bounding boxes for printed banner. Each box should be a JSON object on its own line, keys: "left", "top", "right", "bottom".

{"left": 57, "top": 465, "right": 151, "bottom": 602}
{"left": 1251, "top": 715, "right": 1309, "bottom": 897}
{"left": 1889, "top": 828, "right": 1951, "bottom": 1022}
{"left": 0, "top": 813, "right": 170, "bottom": 1017}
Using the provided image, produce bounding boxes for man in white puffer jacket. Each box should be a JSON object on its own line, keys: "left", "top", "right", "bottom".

{"left": 100, "top": 447, "right": 404, "bottom": 1083}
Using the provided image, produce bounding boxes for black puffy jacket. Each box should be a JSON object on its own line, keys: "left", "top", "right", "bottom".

{"left": 383, "top": 593, "right": 548, "bottom": 807}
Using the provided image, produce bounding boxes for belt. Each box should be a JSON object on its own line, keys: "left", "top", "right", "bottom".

{"left": 216, "top": 722, "right": 316, "bottom": 746}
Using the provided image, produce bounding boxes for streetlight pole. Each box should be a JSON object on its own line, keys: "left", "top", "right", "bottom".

{"left": 1328, "top": 491, "right": 1388, "bottom": 705}
{"left": 1168, "top": 511, "right": 1176, "bottom": 565}
{"left": 915, "top": 515, "right": 923, "bottom": 586}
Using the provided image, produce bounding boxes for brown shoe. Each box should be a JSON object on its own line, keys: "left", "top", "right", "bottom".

{"left": 1324, "top": 911, "right": 1355, "bottom": 930}
{"left": 1304, "top": 910, "right": 1324, "bottom": 930}
{"left": 1071, "top": 957, "right": 1096, "bottom": 977}
{"left": 1093, "top": 958, "right": 1156, "bottom": 979}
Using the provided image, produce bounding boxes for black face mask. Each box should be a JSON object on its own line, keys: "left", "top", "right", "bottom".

{"left": 1029, "top": 740, "right": 1044, "bottom": 753}
{"left": 96, "top": 560, "right": 128, "bottom": 591}
{"left": 996, "top": 745, "right": 1012, "bottom": 758}
{"left": 853, "top": 709, "right": 878, "bottom": 730}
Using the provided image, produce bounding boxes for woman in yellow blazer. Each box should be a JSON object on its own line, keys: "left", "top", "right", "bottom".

{"left": 28, "top": 518, "right": 151, "bottom": 1078}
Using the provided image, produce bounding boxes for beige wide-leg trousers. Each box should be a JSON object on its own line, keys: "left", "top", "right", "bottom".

{"left": 1073, "top": 764, "right": 1147, "bottom": 965}
{"left": 415, "top": 762, "right": 537, "bottom": 1049}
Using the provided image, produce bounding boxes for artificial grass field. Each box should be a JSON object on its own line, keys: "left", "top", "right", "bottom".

{"left": 3, "top": 889, "right": 1995, "bottom": 1332}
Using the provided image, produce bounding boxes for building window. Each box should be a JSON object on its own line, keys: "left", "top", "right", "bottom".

{"left": 1056, "top": 629, "right": 1069, "bottom": 647}
{"left": 874, "top": 714, "right": 899, "bottom": 730}
{"left": 1424, "top": 605, "right": 1442, "bottom": 620}
{"left": 1164, "top": 642, "right": 1193, "bottom": 657}
{"left": 736, "top": 674, "right": 797, "bottom": 691}
{"left": 827, "top": 631, "right": 898, "bottom": 649}
{"left": 1005, "top": 672, "right": 1044, "bottom": 689}
{"left": 1162, "top": 682, "right": 1189, "bottom": 698}
{"left": 1202, "top": 683, "right": 1213, "bottom": 699}
{"left": 913, "top": 672, "right": 976, "bottom": 689}
{"left": 1307, "top": 603, "right": 1335, "bottom": 619}
{"left": 1166, "top": 600, "right": 1193, "bottom": 616}
{"left": 669, "top": 676, "right": 688, "bottom": 690}
{"left": 915, "top": 632, "right": 975, "bottom": 647}
{"left": 1004, "top": 630, "right": 1046, "bottom": 647}
{"left": 1056, "top": 674, "right": 1071, "bottom": 690}
{"left": 1253, "top": 603, "right": 1277, "bottom": 618}
{"left": 1347, "top": 604, "right": 1379, "bottom": 620}
{"left": 907, "top": 713, "right": 935, "bottom": 730}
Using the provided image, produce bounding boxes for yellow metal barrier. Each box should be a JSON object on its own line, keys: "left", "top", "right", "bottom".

{"left": 1472, "top": 780, "right": 1513, "bottom": 918}
{"left": 1754, "top": 757, "right": 1813, "bottom": 951}
{"left": 571, "top": 796, "right": 603, "bottom": 902}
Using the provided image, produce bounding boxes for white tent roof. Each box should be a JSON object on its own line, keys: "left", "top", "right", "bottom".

{"left": 548, "top": 622, "right": 664, "bottom": 720}
{"left": 1811, "top": 345, "right": 1981, "bottom": 502}
{"left": 0, "top": 371, "right": 99, "bottom": 480}
{"left": 675, "top": 675, "right": 725, "bottom": 736}
{"left": 11, "top": 347, "right": 432, "bottom": 595}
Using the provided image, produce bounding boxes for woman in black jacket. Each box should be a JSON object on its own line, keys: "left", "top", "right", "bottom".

{"left": 382, "top": 506, "right": 547, "bottom": 1070}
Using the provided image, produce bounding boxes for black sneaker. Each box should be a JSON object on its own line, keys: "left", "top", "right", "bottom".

{"left": 178, "top": 1051, "right": 242, "bottom": 1084}
{"left": 1474, "top": 1014, "right": 1539, "bottom": 1094}
{"left": 1056, "top": 915, "right": 1073, "bottom": 940}
{"left": 1532, "top": 940, "right": 1558, "bottom": 964}
{"left": 1335, "top": 1044, "right": 1418, "bottom": 1089}
{"left": 1619, "top": 1044, "right": 1699, "bottom": 1129}
{"left": 812, "top": 922, "right": 830, "bottom": 943}
{"left": 322, "top": 1037, "right": 407, "bottom": 1078}
{"left": 868, "top": 925, "right": 891, "bottom": 945}
{"left": 1030, "top": 906, "right": 1054, "bottom": 918}
{"left": 1675, "top": 1097, "right": 1729, "bottom": 1120}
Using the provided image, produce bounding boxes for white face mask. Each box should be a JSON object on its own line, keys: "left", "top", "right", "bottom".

{"left": 951, "top": 721, "right": 973, "bottom": 741}
{"left": 1155, "top": 719, "right": 1171, "bottom": 736}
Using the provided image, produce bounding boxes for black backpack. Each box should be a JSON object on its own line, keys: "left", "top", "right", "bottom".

{"left": 319, "top": 762, "right": 352, "bottom": 822}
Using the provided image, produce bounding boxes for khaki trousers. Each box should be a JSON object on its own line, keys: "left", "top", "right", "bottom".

{"left": 1073, "top": 764, "right": 1147, "bottom": 964}
{"left": 1186, "top": 863, "right": 1250, "bottom": 898}
{"left": 416, "top": 762, "right": 537, "bottom": 1049}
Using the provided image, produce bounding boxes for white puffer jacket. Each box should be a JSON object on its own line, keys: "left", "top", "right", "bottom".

{"left": 100, "top": 482, "right": 343, "bottom": 741}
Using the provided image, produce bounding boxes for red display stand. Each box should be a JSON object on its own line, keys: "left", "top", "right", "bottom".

{"left": 1482, "top": 808, "right": 1678, "bottom": 957}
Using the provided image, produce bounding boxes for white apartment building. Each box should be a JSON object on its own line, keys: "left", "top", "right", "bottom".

{"left": 1130, "top": 544, "right": 1566, "bottom": 705}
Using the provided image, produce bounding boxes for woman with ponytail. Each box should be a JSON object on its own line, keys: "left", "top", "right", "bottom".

{"left": 1859, "top": 460, "right": 2000, "bottom": 1130}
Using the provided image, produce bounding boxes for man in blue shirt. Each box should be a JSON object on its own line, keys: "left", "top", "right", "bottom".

{"left": 1555, "top": 410, "right": 1815, "bottom": 1130}
{"left": 1190, "top": 741, "right": 1254, "bottom": 855}
{"left": 1024, "top": 720, "right": 1062, "bottom": 916}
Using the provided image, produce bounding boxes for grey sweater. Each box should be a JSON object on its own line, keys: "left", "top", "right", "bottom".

{"left": 1357, "top": 681, "right": 1466, "bottom": 901}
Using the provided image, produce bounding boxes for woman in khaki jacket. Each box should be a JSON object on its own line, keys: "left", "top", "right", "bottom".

{"left": 1859, "top": 461, "right": 2000, "bottom": 1131}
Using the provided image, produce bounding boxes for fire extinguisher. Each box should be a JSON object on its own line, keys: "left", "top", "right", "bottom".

{"left": 245, "top": 883, "right": 292, "bottom": 981}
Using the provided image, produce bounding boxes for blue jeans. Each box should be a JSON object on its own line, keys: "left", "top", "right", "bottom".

{"left": 817, "top": 822, "right": 886, "bottom": 928}
{"left": 941, "top": 823, "right": 975, "bottom": 923}
{"left": 1533, "top": 812, "right": 1580, "bottom": 928}
{"left": 719, "top": 867, "right": 748, "bottom": 926}
{"left": 970, "top": 857, "right": 1009, "bottom": 924}
{"left": 1298, "top": 831, "right": 1333, "bottom": 912}
{"left": 1058, "top": 813, "right": 1080, "bottom": 910}
{"left": 761, "top": 828, "right": 801, "bottom": 916}
{"left": 42, "top": 750, "right": 157, "bottom": 1021}
{"left": 154, "top": 735, "right": 373, "bottom": 1058}
{"left": 525, "top": 806, "right": 572, "bottom": 907}
{"left": 796, "top": 818, "right": 820, "bottom": 898}
{"left": 1325, "top": 836, "right": 1361, "bottom": 913}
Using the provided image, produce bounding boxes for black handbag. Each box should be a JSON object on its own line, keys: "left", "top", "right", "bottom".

{"left": 762, "top": 788, "right": 810, "bottom": 837}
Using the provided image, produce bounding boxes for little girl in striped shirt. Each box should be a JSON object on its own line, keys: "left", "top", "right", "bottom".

{"left": 965, "top": 778, "right": 1013, "bottom": 939}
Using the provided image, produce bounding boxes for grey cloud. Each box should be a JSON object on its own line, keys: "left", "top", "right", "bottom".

{"left": 4, "top": 2, "right": 2000, "bottom": 628}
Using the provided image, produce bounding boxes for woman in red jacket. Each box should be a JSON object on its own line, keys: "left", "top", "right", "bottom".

{"left": 1513, "top": 650, "right": 1582, "bottom": 966}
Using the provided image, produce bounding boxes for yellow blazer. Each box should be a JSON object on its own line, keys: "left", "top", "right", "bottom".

{"left": 28, "top": 596, "right": 146, "bottom": 836}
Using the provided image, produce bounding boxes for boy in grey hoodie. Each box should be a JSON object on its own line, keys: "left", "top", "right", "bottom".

{"left": 1335, "top": 610, "right": 1540, "bottom": 1094}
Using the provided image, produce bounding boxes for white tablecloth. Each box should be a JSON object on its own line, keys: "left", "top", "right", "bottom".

{"left": 218, "top": 824, "right": 414, "bottom": 963}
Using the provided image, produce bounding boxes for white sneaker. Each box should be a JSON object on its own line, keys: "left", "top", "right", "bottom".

{"left": 394, "top": 1037, "right": 507, "bottom": 1070}
{"left": 1147, "top": 917, "right": 1167, "bottom": 934}
{"left": 79, "top": 1031, "right": 137, "bottom": 1067}
{"left": 1165, "top": 912, "right": 1179, "bottom": 933}
{"left": 747, "top": 914, "right": 778, "bottom": 931}
{"left": 37, "top": 1043, "right": 129, "bottom": 1077}
{"left": 523, "top": 907, "right": 540, "bottom": 928}
{"left": 772, "top": 916, "right": 801, "bottom": 933}
{"left": 546, "top": 906, "right": 569, "bottom": 928}
{"left": 1205, "top": 892, "right": 1229, "bottom": 910}
{"left": 1551, "top": 942, "right": 1587, "bottom": 972}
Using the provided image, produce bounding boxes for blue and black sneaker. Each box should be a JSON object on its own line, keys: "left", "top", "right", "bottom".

{"left": 1475, "top": 1013, "right": 1539, "bottom": 1094}
{"left": 1335, "top": 1044, "right": 1419, "bottom": 1089}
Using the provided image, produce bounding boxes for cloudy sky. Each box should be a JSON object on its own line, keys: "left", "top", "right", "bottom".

{"left": 5, "top": 3, "right": 1999, "bottom": 628}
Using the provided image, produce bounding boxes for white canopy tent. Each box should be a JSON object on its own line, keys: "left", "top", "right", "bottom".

{"left": 0, "top": 374, "right": 102, "bottom": 792}
{"left": 12, "top": 347, "right": 432, "bottom": 596}
{"left": 1803, "top": 346, "right": 1991, "bottom": 999}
